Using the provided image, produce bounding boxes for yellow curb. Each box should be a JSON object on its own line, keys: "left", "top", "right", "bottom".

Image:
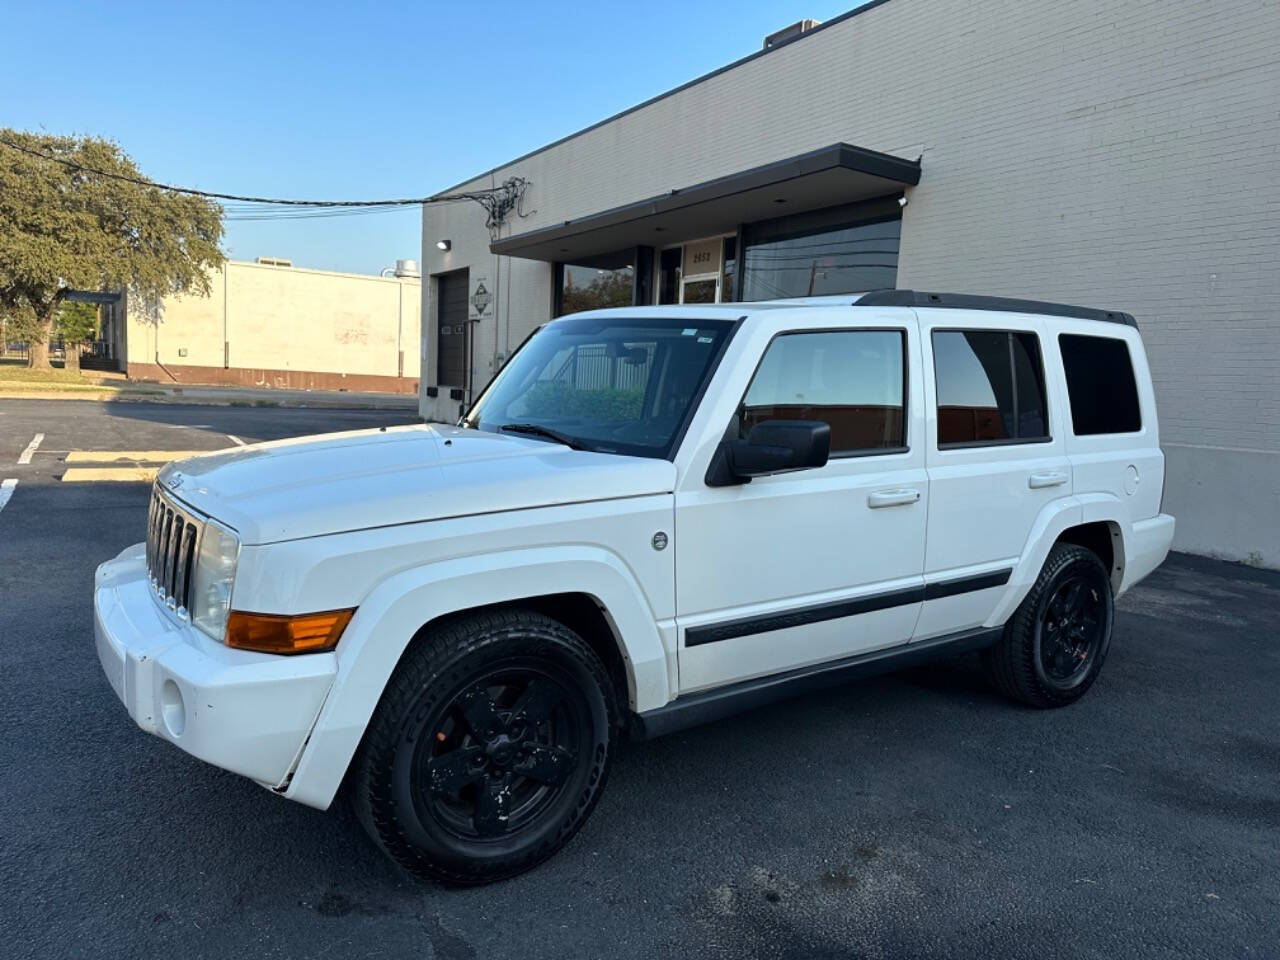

{"left": 64, "top": 450, "right": 223, "bottom": 463}
{"left": 61, "top": 467, "right": 158, "bottom": 483}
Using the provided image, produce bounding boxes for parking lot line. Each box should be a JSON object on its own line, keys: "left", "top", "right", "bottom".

{"left": 63, "top": 450, "right": 219, "bottom": 463}
{"left": 61, "top": 467, "right": 157, "bottom": 483}
{"left": 17, "top": 433, "right": 43, "bottom": 465}
{"left": 0, "top": 478, "right": 16, "bottom": 512}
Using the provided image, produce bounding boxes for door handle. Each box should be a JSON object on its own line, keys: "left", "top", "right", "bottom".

{"left": 868, "top": 488, "right": 921, "bottom": 508}
{"left": 1028, "top": 471, "right": 1069, "bottom": 489}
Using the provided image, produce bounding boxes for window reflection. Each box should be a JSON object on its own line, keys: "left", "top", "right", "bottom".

{"left": 721, "top": 237, "right": 737, "bottom": 302}
{"left": 742, "top": 217, "right": 900, "bottom": 301}
{"left": 742, "top": 330, "right": 906, "bottom": 453}
{"left": 557, "top": 250, "right": 635, "bottom": 316}
{"left": 933, "top": 330, "right": 1048, "bottom": 445}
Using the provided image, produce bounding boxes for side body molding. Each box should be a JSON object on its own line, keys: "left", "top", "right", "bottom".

{"left": 283, "top": 545, "right": 668, "bottom": 810}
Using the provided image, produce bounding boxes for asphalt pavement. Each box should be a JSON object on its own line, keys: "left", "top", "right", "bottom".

{"left": 1, "top": 398, "right": 1277, "bottom": 959}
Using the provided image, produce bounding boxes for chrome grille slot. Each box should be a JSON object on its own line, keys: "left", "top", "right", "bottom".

{"left": 145, "top": 486, "right": 206, "bottom": 617}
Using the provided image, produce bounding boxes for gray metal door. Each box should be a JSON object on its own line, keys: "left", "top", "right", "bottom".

{"left": 436, "top": 270, "right": 469, "bottom": 387}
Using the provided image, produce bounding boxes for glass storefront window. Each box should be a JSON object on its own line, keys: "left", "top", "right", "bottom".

{"left": 741, "top": 205, "right": 901, "bottom": 301}
{"left": 721, "top": 237, "right": 737, "bottom": 302}
{"left": 557, "top": 250, "right": 635, "bottom": 316}
{"left": 658, "top": 248, "right": 682, "bottom": 305}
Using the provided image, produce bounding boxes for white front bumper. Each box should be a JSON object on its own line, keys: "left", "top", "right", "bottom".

{"left": 94, "top": 543, "right": 337, "bottom": 791}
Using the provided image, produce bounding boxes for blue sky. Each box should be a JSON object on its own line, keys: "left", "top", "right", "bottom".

{"left": 2, "top": 1, "right": 866, "bottom": 276}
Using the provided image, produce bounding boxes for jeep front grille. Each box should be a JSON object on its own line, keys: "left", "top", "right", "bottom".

{"left": 145, "top": 487, "right": 205, "bottom": 616}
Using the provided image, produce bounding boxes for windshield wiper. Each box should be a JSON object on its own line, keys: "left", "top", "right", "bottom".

{"left": 499, "top": 422, "right": 591, "bottom": 451}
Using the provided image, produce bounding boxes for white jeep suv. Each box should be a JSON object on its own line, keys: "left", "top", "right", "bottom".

{"left": 94, "top": 290, "right": 1175, "bottom": 883}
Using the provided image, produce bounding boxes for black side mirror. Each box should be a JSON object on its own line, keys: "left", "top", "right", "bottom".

{"left": 705, "top": 420, "right": 831, "bottom": 487}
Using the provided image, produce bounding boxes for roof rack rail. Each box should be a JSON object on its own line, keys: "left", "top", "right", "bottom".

{"left": 856, "top": 290, "right": 1137, "bottom": 327}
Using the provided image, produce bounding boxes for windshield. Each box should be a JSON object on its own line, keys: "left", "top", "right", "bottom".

{"left": 464, "top": 316, "right": 736, "bottom": 458}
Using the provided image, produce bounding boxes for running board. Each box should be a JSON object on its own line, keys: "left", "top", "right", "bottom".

{"left": 631, "top": 626, "right": 1003, "bottom": 740}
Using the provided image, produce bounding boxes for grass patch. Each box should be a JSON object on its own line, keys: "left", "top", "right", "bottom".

{"left": 0, "top": 358, "right": 96, "bottom": 385}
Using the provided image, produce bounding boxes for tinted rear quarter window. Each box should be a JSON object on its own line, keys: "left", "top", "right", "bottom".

{"left": 1058, "top": 334, "right": 1142, "bottom": 435}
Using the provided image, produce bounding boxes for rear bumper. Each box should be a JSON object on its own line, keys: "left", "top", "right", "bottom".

{"left": 1120, "top": 513, "right": 1176, "bottom": 594}
{"left": 94, "top": 544, "right": 336, "bottom": 790}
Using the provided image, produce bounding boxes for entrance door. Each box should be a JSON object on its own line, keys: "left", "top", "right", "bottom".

{"left": 436, "top": 270, "right": 469, "bottom": 387}
{"left": 679, "top": 237, "right": 721, "bottom": 304}
{"left": 676, "top": 317, "right": 929, "bottom": 693}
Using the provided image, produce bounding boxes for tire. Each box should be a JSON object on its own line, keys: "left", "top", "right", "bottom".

{"left": 350, "top": 608, "right": 616, "bottom": 884}
{"left": 983, "top": 542, "right": 1114, "bottom": 708}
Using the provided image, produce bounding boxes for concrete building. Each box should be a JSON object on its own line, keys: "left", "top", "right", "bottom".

{"left": 114, "top": 258, "right": 422, "bottom": 394}
{"left": 420, "top": 0, "right": 1279, "bottom": 567}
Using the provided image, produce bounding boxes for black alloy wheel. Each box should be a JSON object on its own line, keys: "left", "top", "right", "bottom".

{"left": 1037, "top": 574, "right": 1107, "bottom": 688}
{"left": 416, "top": 666, "right": 586, "bottom": 841}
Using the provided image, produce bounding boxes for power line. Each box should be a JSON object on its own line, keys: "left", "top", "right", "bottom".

{"left": 0, "top": 134, "right": 490, "bottom": 209}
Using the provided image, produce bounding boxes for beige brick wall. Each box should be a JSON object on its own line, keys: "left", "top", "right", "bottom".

{"left": 422, "top": 0, "right": 1280, "bottom": 565}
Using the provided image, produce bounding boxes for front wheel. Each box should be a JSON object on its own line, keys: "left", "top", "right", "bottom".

{"left": 984, "top": 542, "right": 1114, "bottom": 708}
{"left": 351, "top": 609, "right": 615, "bottom": 884}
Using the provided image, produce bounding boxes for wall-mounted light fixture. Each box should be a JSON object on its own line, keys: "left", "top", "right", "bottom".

{"left": 436, "top": 239, "right": 452, "bottom": 252}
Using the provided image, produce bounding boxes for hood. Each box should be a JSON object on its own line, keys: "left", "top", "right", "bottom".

{"left": 157, "top": 424, "right": 676, "bottom": 545}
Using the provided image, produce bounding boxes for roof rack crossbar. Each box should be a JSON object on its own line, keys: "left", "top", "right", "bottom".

{"left": 856, "top": 290, "right": 1137, "bottom": 327}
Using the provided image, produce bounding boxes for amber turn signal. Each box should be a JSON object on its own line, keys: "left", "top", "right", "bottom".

{"left": 225, "top": 608, "right": 355, "bottom": 655}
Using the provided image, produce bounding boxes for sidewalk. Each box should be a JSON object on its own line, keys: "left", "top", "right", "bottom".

{"left": 0, "top": 377, "right": 420, "bottom": 410}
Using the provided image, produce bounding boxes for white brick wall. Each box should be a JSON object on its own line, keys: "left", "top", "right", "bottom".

{"left": 422, "top": 0, "right": 1280, "bottom": 565}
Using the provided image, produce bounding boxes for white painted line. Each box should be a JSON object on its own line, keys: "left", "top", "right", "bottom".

{"left": 18, "top": 433, "right": 44, "bottom": 465}
{"left": 227, "top": 434, "right": 246, "bottom": 446}
{"left": 0, "top": 478, "right": 16, "bottom": 513}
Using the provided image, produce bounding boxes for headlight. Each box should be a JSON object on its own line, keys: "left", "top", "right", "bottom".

{"left": 191, "top": 520, "right": 240, "bottom": 641}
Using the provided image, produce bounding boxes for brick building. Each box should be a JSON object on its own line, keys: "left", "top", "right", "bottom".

{"left": 419, "top": 0, "right": 1280, "bottom": 566}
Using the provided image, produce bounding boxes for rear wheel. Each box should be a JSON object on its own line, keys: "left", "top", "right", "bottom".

{"left": 984, "top": 542, "right": 1114, "bottom": 708}
{"left": 351, "top": 609, "right": 615, "bottom": 884}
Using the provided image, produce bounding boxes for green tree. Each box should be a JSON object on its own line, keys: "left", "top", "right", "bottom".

{"left": 56, "top": 300, "right": 98, "bottom": 344}
{"left": 0, "top": 130, "right": 225, "bottom": 369}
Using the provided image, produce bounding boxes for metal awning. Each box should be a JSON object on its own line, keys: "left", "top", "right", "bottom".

{"left": 489, "top": 142, "right": 921, "bottom": 262}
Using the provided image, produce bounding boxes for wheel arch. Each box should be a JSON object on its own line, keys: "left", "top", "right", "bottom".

{"left": 282, "top": 545, "right": 669, "bottom": 810}
{"left": 988, "top": 496, "right": 1130, "bottom": 626}
{"left": 418, "top": 592, "right": 633, "bottom": 728}
{"left": 1055, "top": 519, "right": 1124, "bottom": 592}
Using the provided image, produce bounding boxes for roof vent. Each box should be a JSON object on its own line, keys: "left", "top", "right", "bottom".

{"left": 255, "top": 256, "right": 292, "bottom": 267}
{"left": 764, "top": 19, "right": 821, "bottom": 50}
{"left": 394, "top": 258, "right": 420, "bottom": 278}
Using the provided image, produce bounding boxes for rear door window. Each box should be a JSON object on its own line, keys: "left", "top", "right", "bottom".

{"left": 1058, "top": 334, "right": 1142, "bottom": 434}
{"left": 933, "top": 330, "right": 1049, "bottom": 446}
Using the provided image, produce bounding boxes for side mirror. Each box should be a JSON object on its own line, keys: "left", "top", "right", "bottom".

{"left": 706, "top": 420, "right": 831, "bottom": 486}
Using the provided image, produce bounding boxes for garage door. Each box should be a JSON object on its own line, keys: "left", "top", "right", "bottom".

{"left": 436, "top": 270, "right": 469, "bottom": 387}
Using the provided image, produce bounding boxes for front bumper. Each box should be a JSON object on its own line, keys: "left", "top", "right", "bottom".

{"left": 94, "top": 543, "right": 337, "bottom": 790}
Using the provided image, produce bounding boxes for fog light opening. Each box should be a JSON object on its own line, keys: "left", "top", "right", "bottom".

{"left": 161, "top": 679, "right": 186, "bottom": 737}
